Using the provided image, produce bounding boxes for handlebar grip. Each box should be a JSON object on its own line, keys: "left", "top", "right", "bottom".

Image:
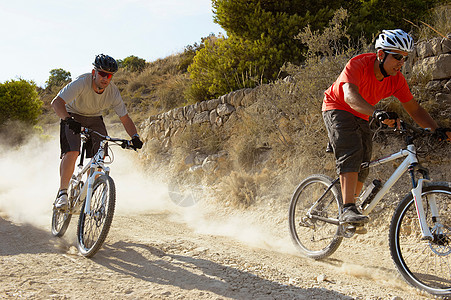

{"left": 120, "top": 140, "right": 137, "bottom": 150}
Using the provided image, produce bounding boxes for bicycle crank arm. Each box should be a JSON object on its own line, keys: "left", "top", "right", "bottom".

{"left": 309, "top": 214, "right": 339, "bottom": 225}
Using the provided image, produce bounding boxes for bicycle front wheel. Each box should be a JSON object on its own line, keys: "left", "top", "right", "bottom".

{"left": 389, "top": 182, "right": 451, "bottom": 297}
{"left": 288, "top": 174, "right": 343, "bottom": 260}
{"left": 77, "top": 175, "right": 116, "bottom": 258}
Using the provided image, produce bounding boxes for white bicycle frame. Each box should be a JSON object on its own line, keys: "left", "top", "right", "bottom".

{"left": 360, "top": 143, "right": 436, "bottom": 240}
{"left": 69, "top": 137, "right": 110, "bottom": 215}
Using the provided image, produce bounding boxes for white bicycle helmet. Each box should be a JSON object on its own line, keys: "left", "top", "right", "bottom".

{"left": 375, "top": 29, "right": 414, "bottom": 52}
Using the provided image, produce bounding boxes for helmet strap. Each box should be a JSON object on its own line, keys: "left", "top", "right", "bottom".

{"left": 379, "top": 53, "right": 389, "bottom": 79}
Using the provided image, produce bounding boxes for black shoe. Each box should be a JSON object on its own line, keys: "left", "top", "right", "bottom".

{"left": 340, "top": 205, "right": 369, "bottom": 224}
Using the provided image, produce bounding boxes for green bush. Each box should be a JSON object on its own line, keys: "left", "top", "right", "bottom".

{"left": 0, "top": 79, "right": 42, "bottom": 125}
{"left": 187, "top": 34, "right": 278, "bottom": 101}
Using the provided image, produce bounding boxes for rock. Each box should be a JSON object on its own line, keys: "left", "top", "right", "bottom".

{"left": 202, "top": 158, "right": 217, "bottom": 173}
{"left": 413, "top": 54, "right": 451, "bottom": 80}
{"left": 316, "top": 274, "right": 326, "bottom": 282}
{"left": 436, "top": 93, "right": 451, "bottom": 103}
{"left": 184, "top": 152, "right": 196, "bottom": 166}
{"left": 209, "top": 109, "right": 218, "bottom": 125}
{"left": 444, "top": 79, "right": 451, "bottom": 92}
{"left": 217, "top": 103, "right": 235, "bottom": 116}
{"left": 416, "top": 41, "right": 434, "bottom": 59}
{"left": 194, "top": 153, "right": 208, "bottom": 165}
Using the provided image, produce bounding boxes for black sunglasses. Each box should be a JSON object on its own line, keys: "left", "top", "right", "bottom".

{"left": 384, "top": 51, "right": 408, "bottom": 62}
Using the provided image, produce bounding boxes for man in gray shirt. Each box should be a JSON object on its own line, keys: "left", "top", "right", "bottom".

{"left": 51, "top": 54, "right": 143, "bottom": 209}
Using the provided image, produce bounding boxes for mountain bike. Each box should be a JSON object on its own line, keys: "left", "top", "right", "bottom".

{"left": 51, "top": 127, "right": 137, "bottom": 258}
{"left": 288, "top": 120, "right": 451, "bottom": 297}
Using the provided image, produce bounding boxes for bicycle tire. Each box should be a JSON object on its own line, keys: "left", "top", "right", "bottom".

{"left": 389, "top": 182, "right": 451, "bottom": 297}
{"left": 288, "top": 174, "right": 343, "bottom": 260}
{"left": 77, "top": 174, "right": 116, "bottom": 258}
{"left": 51, "top": 179, "right": 81, "bottom": 237}
{"left": 51, "top": 208, "right": 72, "bottom": 237}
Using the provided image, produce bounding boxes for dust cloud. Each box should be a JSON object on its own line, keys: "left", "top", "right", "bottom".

{"left": 0, "top": 135, "right": 59, "bottom": 227}
{"left": 0, "top": 127, "right": 296, "bottom": 256}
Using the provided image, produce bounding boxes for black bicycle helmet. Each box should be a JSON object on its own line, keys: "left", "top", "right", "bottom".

{"left": 93, "top": 54, "right": 118, "bottom": 73}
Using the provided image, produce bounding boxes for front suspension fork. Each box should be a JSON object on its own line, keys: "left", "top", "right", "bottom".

{"left": 411, "top": 178, "right": 440, "bottom": 241}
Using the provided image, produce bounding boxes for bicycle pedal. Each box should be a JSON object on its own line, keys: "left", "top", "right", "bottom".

{"left": 354, "top": 226, "right": 367, "bottom": 234}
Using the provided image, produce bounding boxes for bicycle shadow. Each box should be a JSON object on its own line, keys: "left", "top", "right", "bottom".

{"left": 93, "top": 240, "right": 353, "bottom": 299}
{"left": 0, "top": 216, "right": 59, "bottom": 256}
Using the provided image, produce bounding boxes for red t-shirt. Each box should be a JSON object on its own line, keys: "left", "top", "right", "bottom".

{"left": 322, "top": 53, "right": 413, "bottom": 121}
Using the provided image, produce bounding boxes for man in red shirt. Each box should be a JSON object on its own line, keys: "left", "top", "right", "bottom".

{"left": 322, "top": 29, "right": 451, "bottom": 226}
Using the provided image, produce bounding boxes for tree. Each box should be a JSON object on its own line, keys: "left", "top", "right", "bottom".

{"left": 345, "top": 0, "right": 442, "bottom": 39}
{"left": 213, "top": 0, "right": 443, "bottom": 44}
{"left": 118, "top": 55, "right": 147, "bottom": 73}
{"left": 45, "top": 68, "right": 71, "bottom": 89}
{"left": 187, "top": 0, "right": 340, "bottom": 100}
{"left": 0, "top": 79, "right": 43, "bottom": 125}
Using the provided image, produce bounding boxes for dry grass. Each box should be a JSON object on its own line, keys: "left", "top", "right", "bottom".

{"left": 220, "top": 169, "right": 270, "bottom": 208}
{"left": 413, "top": 4, "right": 451, "bottom": 40}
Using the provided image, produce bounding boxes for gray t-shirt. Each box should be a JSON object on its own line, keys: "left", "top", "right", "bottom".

{"left": 57, "top": 73, "right": 128, "bottom": 117}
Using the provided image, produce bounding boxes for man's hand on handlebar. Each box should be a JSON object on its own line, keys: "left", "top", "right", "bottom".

{"left": 434, "top": 127, "right": 451, "bottom": 142}
{"left": 372, "top": 110, "right": 400, "bottom": 128}
{"left": 131, "top": 134, "right": 143, "bottom": 150}
{"left": 64, "top": 117, "right": 82, "bottom": 134}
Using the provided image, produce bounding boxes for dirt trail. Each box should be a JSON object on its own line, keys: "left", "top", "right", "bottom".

{"left": 0, "top": 132, "right": 434, "bottom": 300}
{"left": 0, "top": 201, "right": 432, "bottom": 299}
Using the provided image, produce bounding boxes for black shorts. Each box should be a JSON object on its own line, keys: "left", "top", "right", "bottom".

{"left": 323, "top": 109, "right": 372, "bottom": 182}
{"left": 60, "top": 113, "right": 107, "bottom": 159}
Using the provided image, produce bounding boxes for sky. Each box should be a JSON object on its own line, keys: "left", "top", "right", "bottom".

{"left": 0, "top": 0, "right": 224, "bottom": 88}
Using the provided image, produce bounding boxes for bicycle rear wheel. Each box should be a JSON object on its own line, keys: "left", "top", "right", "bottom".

{"left": 77, "top": 175, "right": 116, "bottom": 258}
{"left": 389, "top": 182, "right": 451, "bottom": 297}
{"left": 288, "top": 174, "right": 343, "bottom": 260}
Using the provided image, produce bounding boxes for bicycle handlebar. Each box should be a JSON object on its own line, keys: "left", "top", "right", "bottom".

{"left": 80, "top": 127, "right": 138, "bottom": 151}
{"left": 373, "top": 119, "right": 449, "bottom": 148}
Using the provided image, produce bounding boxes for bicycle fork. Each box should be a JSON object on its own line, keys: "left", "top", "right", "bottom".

{"left": 82, "top": 169, "right": 107, "bottom": 216}
{"left": 412, "top": 178, "right": 439, "bottom": 241}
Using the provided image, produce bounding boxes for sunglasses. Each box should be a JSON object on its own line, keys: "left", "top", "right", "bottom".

{"left": 384, "top": 51, "right": 408, "bottom": 62}
{"left": 96, "top": 69, "right": 114, "bottom": 79}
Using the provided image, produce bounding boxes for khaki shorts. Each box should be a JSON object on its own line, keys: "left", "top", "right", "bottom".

{"left": 59, "top": 113, "right": 107, "bottom": 159}
{"left": 322, "top": 109, "right": 372, "bottom": 182}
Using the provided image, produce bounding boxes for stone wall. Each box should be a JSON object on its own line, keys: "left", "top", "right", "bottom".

{"left": 406, "top": 34, "right": 451, "bottom": 104}
{"left": 140, "top": 87, "right": 259, "bottom": 150}
{"left": 140, "top": 35, "right": 451, "bottom": 151}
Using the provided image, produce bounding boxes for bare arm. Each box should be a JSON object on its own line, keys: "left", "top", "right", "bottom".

{"left": 401, "top": 98, "right": 438, "bottom": 130}
{"left": 51, "top": 96, "right": 71, "bottom": 120}
{"left": 342, "top": 83, "right": 376, "bottom": 116}
{"left": 403, "top": 99, "right": 451, "bottom": 140}
{"left": 119, "top": 114, "right": 138, "bottom": 137}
